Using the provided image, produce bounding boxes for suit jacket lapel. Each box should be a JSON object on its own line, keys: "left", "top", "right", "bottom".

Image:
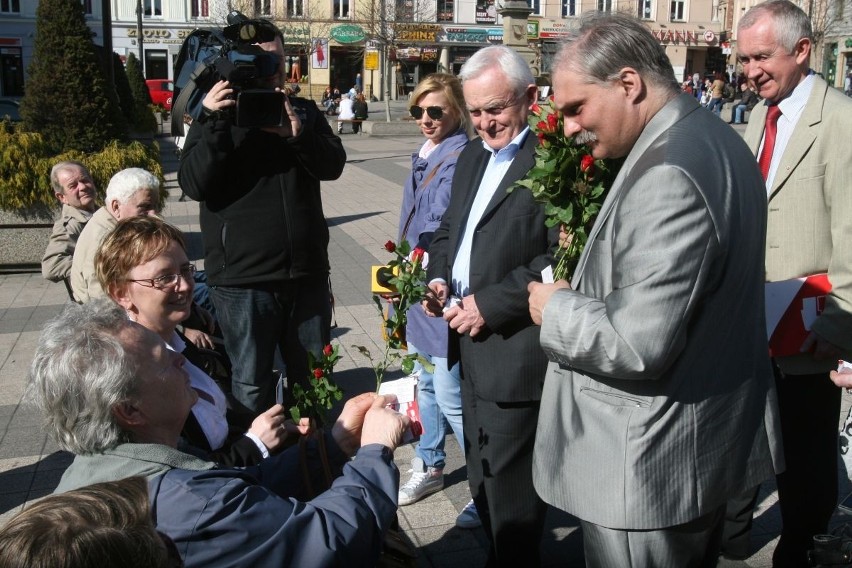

{"left": 449, "top": 145, "right": 491, "bottom": 261}
{"left": 477, "top": 134, "right": 537, "bottom": 226}
{"left": 768, "top": 80, "right": 825, "bottom": 200}
{"left": 572, "top": 94, "right": 698, "bottom": 287}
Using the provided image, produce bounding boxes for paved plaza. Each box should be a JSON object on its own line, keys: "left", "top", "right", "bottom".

{"left": 0, "top": 115, "right": 850, "bottom": 566}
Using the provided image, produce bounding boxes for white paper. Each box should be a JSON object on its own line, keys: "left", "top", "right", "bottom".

{"left": 541, "top": 265, "right": 555, "bottom": 285}
{"left": 378, "top": 374, "right": 417, "bottom": 404}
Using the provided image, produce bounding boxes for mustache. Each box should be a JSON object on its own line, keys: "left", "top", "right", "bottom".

{"left": 574, "top": 130, "right": 597, "bottom": 145}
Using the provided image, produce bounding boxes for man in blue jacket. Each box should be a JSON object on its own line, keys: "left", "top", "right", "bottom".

{"left": 29, "top": 300, "right": 408, "bottom": 568}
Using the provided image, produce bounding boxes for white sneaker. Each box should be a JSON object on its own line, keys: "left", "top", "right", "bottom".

{"left": 455, "top": 499, "right": 481, "bottom": 529}
{"left": 398, "top": 457, "right": 443, "bottom": 506}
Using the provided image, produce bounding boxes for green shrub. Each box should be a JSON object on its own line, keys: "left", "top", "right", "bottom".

{"left": 0, "top": 125, "right": 165, "bottom": 216}
{"left": 19, "top": 0, "right": 127, "bottom": 154}
{"left": 126, "top": 53, "right": 157, "bottom": 134}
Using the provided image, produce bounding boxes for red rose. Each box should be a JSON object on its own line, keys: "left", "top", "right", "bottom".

{"left": 323, "top": 344, "right": 333, "bottom": 357}
{"left": 530, "top": 103, "right": 542, "bottom": 115}
{"left": 384, "top": 240, "right": 396, "bottom": 253}
{"left": 580, "top": 154, "right": 595, "bottom": 176}
{"left": 537, "top": 132, "right": 547, "bottom": 144}
{"left": 411, "top": 247, "right": 425, "bottom": 264}
{"left": 313, "top": 368, "right": 323, "bottom": 379}
{"left": 536, "top": 120, "right": 548, "bottom": 133}
{"left": 546, "top": 112, "right": 558, "bottom": 131}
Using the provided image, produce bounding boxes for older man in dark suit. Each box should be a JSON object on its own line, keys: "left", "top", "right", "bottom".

{"left": 424, "top": 45, "right": 557, "bottom": 565}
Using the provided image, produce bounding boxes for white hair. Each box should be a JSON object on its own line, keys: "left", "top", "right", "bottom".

{"left": 105, "top": 168, "right": 159, "bottom": 206}
{"left": 458, "top": 45, "right": 534, "bottom": 97}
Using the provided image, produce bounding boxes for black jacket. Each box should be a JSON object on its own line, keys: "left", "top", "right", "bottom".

{"left": 178, "top": 97, "right": 346, "bottom": 286}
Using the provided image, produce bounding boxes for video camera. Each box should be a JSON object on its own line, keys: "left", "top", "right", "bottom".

{"left": 171, "top": 10, "right": 286, "bottom": 132}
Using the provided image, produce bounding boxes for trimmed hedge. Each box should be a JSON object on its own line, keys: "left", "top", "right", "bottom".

{"left": 0, "top": 123, "right": 165, "bottom": 217}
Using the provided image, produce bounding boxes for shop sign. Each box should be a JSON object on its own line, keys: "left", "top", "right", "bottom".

{"left": 650, "top": 29, "right": 701, "bottom": 44}
{"left": 281, "top": 24, "right": 311, "bottom": 43}
{"left": 330, "top": 24, "right": 366, "bottom": 44}
{"left": 527, "top": 20, "right": 539, "bottom": 40}
{"left": 538, "top": 19, "right": 574, "bottom": 39}
{"left": 476, "top": 0, "right": 497, "bottom": 24}
{"left": 126, "top": 28, "right": 194, "bottom": 44}
{"left": 442, "top": 26, "right": 488, "bottom": 43}
{"left": 365, "top": 49, "right": 379, "bottom": 70}
{"left": 487, "top": 28, "right": 503, "bottom": 42}
{"left": 0, "top": 38, "right": 22, "bottom": 46}
{"left": 396, "top": 24, "right": 441, "bottom": 43}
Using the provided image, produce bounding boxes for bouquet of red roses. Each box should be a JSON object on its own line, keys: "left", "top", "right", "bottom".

{"left": 510, "top": 96, "right": 621, "bottom": 281}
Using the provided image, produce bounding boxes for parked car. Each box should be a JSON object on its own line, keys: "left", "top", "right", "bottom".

{"left": 145, "top": 79, "right": 173, "bottom": 112}
{"left": 0, "top": 99, "right": 21, "bottom": 122}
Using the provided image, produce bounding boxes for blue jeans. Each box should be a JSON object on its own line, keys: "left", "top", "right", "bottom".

{"left": 210, "top": 276, "right": 331, "bottom": 416}
{"left": 409, "top": 343, "right": 464, "bottom": 469}
{"left": 708, "top": 97, "right": 725, "bottom": 116}
{"left": 731, "top": 104, "right": 748, "bottom": 124}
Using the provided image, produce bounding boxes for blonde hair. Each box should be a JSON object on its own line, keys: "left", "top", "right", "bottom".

{"left": 409, "top": 73, "right": 472, "bottom": 137}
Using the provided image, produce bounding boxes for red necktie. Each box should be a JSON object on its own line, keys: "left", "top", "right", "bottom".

{"left": 758, "top": 105, "right": 782, "bottom": 181}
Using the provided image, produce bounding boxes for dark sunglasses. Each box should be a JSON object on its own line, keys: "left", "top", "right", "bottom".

{"left": 409, "top": 106, "right": 444, "bottom": 120}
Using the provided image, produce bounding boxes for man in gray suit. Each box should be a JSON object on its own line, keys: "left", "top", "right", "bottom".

{"left": 730, "top": 2, "right": 852, "bottom": 564}
{"left": 527, "top": 13, "right": 783, "bottom": 565}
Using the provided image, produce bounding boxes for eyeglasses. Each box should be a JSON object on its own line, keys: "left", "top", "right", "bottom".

{"left": 409, "top": 106, "right": 445, "bottom": 120}
{"left": 128, "top": 264, "right": 196, "bottom": 290}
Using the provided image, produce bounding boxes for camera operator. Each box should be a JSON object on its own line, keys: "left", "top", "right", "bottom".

{"left": 178, "top": 22, "right": 346, "bottom": 420}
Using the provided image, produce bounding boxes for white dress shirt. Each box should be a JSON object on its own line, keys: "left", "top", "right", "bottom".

{"left": 451, "top": 127, "right": 530, "bottom": 297}
{"left": 760, "top": 72, "right": 815, "bottom": 195}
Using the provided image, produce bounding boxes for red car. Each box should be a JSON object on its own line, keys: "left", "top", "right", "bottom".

{"left": 146, "top": 79, "right": 174, "bottom": 111}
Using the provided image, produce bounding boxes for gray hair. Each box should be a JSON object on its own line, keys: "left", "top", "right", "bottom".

{"left": 458, "top": 45, "right": 534, "bottom": 97}
{"left": 555, "top": 12, "right": 679, "bottom": 92}
{"left": 49, "top": 161, "right": 91, "bottom": 195}
{"left": 26, "top": 299, "right": 139, "bottom": 454}
{"left": 104, "top": 168, "right": 159, "bottom": 207}
{"left": 738, "top": 0, "right": 812, "bottom": 52}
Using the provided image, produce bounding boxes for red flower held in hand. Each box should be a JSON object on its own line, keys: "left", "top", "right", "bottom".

{"left": 411, "top": 247, "right": 425, "bottom": 264}
{"left": 531, "top": 103, "right": 542, "bottom": 115}
{"left": 547, "top": 112, "right": 558, "bottom": 131}
{"left": 323, "top": 344, "right": 333, "bottom": 356}
{"left": 580, "top": 154, "right": 595, "bottom": 177}
{"left": 384, "top": 240, "right": 396, "bottom": 253}
{"left": 313, "top": 368, "right": 324, "bottom": 379}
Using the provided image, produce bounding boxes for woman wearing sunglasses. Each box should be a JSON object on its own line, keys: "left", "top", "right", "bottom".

{"left": 95, "top": 216, "right": 302, "bottom": 467}
{"left": 396, "top": 73, "right": 480, "bottom": 528}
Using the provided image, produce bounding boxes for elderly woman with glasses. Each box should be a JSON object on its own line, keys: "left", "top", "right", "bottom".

{"left": 95, "top": 216, "right": 290, "bottom": 466}
{"left": 27, "top": 299, "right": 409, "bottom": 567}
{"left": 395, "top": 73, "right": 480, "bottom": 528}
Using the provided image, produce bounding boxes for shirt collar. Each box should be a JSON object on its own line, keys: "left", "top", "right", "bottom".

{"left": 481, "top": 127, "right": 530, "bottom": 159}
{"left": 771, "top": 71, "right": 814, "bottom": 119}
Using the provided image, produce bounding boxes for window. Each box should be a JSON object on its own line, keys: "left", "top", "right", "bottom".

{"left": 438, "top": 0, "right": 454, "bottom": 21}
{"left": 334, "top": 0, "right": 350, "bottom": 18}
{"left": 287, "top": 0, "right": 303, "bottom": 16}
{"left": 255, "top": 0, "right": 271, "bottom": 15}
{"left": 638, "top": 0, "right": 652, "bottom": 18}
{"left": 562, "top": 0, "right": 577, "bottom": 16}
{"left": 0, "top": 0, "right": 20, "bottom": 13}
{"left": 191, "top": 0, "right": 209, "bottom": 17}
{"left": 144, "top": 0, "right": 162, "bottom": 16}
{"left": 81, "top": 0, "right": 92, "bottom": 15}
{"left": 528, "top": 0, "right": 543, "bottom": 15}
{"left": 596, "top": 0, "right": 612, "bottom": 12}
{"left": 670, "top": 0, "right": 685, "bottom": 21}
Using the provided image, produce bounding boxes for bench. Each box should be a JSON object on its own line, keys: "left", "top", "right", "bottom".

{"left": 336, "top": 118, "right": 365, "bottom": 134}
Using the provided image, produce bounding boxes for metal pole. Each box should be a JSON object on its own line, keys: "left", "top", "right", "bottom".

{"left": 136, "top": 0, "right": 144, "bottom": 75}
{"left": 101, "top": 0, "right": 114, "bottom": 84}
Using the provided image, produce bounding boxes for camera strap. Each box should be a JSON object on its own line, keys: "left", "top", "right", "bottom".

{"left": 400, "top": 150, "right": 461, "bottom": 242}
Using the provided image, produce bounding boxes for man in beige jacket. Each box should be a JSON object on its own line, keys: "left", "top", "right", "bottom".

{"left": 41, "top": 162, "right": 98, "bottom": 294}
{"left": 70, "top": 168, "right": 160, "bottom": 303}
{"left": 726, "top": 1, "right": 852, "bottom": 564}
